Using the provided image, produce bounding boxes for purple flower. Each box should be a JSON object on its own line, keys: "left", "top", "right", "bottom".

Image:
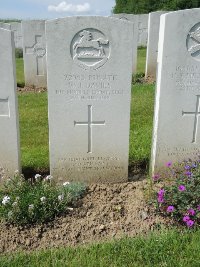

{"left": 186, "top": 220, "right": 194, "bottom": 227}
{"left": 157, "top": 196, "right": 164, "bottom": 203}
{"left": 165, "top": 161, "right": 172, "bottom": 167}
{"left": 185, "top": 171, "right": 192, "bottom": 177}
{"left": 188, "top": 209, "right": 196, "bottom": 216}
{"left": 178, "top": 185, "right": 186, "bottom": 191}
{"left": 197, "top": 205, "right": 200, "bottom": 211}
{"left": 183, "top": 215, "right": 190, "bottom": 222}
{"left": 192, "top": 164, "right": 197, "bottom": 168}
{"left": 158, "top": 189, "right": 165, "bottom": 196}
{"left": 184, "top": 165, "right": 191, "bottom": 170}
{"left": 167, "top": 206, "right": 175, "bottom": 212}
{"left": 152, "top": 174, "right": 160, "bottom": 181}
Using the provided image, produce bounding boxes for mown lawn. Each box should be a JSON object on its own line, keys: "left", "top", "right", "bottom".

{"left": 1, "top": 229, "right": 200, "bottom": 267}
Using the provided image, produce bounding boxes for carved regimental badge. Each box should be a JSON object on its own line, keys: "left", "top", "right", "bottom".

{"left": 70, "top": 28, "right": 110, "bottom": 70}
{"left": 187, "top": 23, "right": 200, "bottom": 61}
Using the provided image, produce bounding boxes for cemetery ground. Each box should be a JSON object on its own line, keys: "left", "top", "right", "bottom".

{"left": 1, "top": 48, "right": 200, "bottom": 265}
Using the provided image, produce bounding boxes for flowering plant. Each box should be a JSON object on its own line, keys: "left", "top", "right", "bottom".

{"left": 154, "top": 159, "right": 200, "bottom": 228}
{"left": 0, "top": 173, "right": 86, "bottom": 225}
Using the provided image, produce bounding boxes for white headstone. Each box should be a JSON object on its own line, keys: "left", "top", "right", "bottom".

{"left": 0, "top": 23, "right": 11, "bottom": 30}
{"left": 111, "top": 14, "right": 138, "bottom": 74}
{"left": 137, "top": 14, "right": 148, "bottom": 47}
{"left": 22, "top": 20, "right": 47, "bottom": 88}
{"left": 145, "top": 11, "right": 167, "bottom": 79}
{"left": 0, "top": 29, "right": 20, "bottom": 179}
{"left": 46, "top": 16, "right": 133, "bottom": 183}
{"left": 10, "top": 22, "right": 23, "bottom": 48}
{"left": 151, "top": 9, "right": 200, "bottom": 174}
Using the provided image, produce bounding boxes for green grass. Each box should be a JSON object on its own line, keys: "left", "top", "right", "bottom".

{"left": 18, "top": 92, "right": 49, "bottom": 175}
{"left": 137, "top": 47, "right": 146, "bottom": 73}
{"left": 1, "top": 229, "right": 200, "bottom": 267}
{"left": 129, "top": 84, "right": 155, "bottom": 166}
{"left": 16, "top": 58, "right": 25, "bottom": 87}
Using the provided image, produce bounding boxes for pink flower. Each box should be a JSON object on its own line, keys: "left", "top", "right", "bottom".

{"left": 153, "top": 174, "right": 160, "bottom": 181}
{"left": 197, "top": 205, "right": 200, "bottom": 211}
{"left": 188, "top": 209, "right": 195, "bottom": 216}
{"left": 183, "top": 216, "right": 190, "bottom": 222}
{"left": 186, "top": 220, "right": 194, "bottom": 227}
{"left": 165, "top": 161, "right": 172, "bottom": 167}
{"left": 167, "top": 206, "right": 175, "bottom": 212}
{"left": 178, "top": 185, "right": 186, "bottom": 191}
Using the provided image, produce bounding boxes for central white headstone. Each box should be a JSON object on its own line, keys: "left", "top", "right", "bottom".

{"left": 22, "top": 20, "right": 47, "bottom": 88}
{"left": 46, "top": 17, "right": 133, "bottom": 183}
{"left": 0, "top": 29, "right": 20, "bottom": 180}
{"left": 151, "top": 8, "right": 200, "bottom": 174}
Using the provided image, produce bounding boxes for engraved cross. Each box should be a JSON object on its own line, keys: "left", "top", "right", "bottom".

{"left": 74, "top": 105, "right": 105, "bottom": 153}
{"left": 182, "top": 95, "right": 200, "bottom": 143}
{"left": 25, "top": 35, "right": 46, "bottom": 76}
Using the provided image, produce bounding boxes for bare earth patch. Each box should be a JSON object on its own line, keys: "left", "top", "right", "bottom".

{"left": 0, "top": 178, "right": 167, "bottom": 254}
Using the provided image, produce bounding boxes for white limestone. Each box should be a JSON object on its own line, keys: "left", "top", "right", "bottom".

{"left": 0, "top": 23, "right": 11, "bottom": 30}
{"left": 10, "top": 22, "right": 23, "bottom": 48}
{"left": 0, "top": 29, "right": 20, "bottom": 180}
{"left": 151, "top": 8, "right": 200, "bottom": 174}
{"left": 145, "top": 11, "right": 167, "bottom": 79}
{"left": 46, "top": 16, "right": 133, "bottom": 183}
{"left": 22, "top": 20, "right": 47, "bottom": 88}
{"left": 111, "top": 14, "right": 138, "bottom": 73}
{"left": 137, "top": 14, "right": 148, "bottom": 47}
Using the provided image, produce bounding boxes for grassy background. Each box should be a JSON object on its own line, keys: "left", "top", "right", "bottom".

{"left": 16, "top": 58, "right": 25, "bottom": 87}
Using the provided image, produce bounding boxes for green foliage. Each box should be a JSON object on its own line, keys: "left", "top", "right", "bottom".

{"left": 154, "top": 159, "right": 200, "bottom": 228}
{"left": 113, "top": 0, "right": 200, "bottom": 14}
{"left": 0, "top": 173, "right": 86, "bottom": 225}
{"left": 15, "top": 48, "right": 23, "bottom": 59}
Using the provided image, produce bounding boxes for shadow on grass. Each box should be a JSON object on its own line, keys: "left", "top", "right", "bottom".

{"left": 22, "top": 167, "right": 50, "bottom": 179}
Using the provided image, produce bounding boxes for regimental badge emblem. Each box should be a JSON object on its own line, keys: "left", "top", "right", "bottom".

{"left": 70, "top": 28, "right": 110, "bottom": 70}
{"left": 186, "top": 23, "right": 200, "bottom": 61}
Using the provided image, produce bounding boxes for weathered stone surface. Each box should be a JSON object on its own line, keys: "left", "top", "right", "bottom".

{"left": 145, "top": 11, "right": 167, "bottom": 79}
{"left": 0, "top": 23, "right": 11, "bottom": 30}
{"left": 0, "top": 29, "right": 20, "bottom": 180}
{"left": 111, "top": 14, "right": 138, "bottom": 73}
{"left": 46, "top": 16, "right": 133, "bottom": 183}
{"left": 151, "top": 9, "right": 200, "bottom": 174}
{"left": 22, "top": 20, "right": 47, "bottom": 88}
{"left": 10, "top": 22, "right": 22, "bottom": 48}
{"left": 137, "top": 14, "right": 148, "bottom": 47}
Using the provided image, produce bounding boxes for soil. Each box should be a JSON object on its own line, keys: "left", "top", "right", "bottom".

{"left": 0, "top": 178, "right": 168, "bottom": 254}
